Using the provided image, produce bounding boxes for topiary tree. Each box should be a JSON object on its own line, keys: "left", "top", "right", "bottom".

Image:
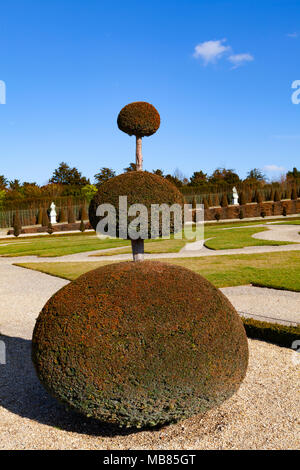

{"left": 13, "top": 210, "right": 22, "bottom": 237}
{"left": 47, "top": 221, "right": 53, "bottom": 235}
{"left": 32, "top": 261, "right": 248, "bottom": 428}
{"left": 91, "top": 103, "right": 173, "bottom": 261}
{"left": 79, "top": 218, "right": 85, "bottom": 232}
{"left": 33, "top": 102, "right": 249, "bottom": 430}
{"left": 37, "top": 207, "right": 43, "bottom": 225}
{"left": 67, "top": 207, "right": 75, "bottom": 224}
{"left": 274, "top": 189, "right": 281, "bottom": 202}
{"left": 117, "top": 102, "right": 160, "bottom": 171}
{"left": 41, "top": 208, "right": 49, "bottom": 227}
{"left": 214, "top": 194, "right": 220, "bottom": 206}
{"left": 220, "top": 193, "right": 228, "bottom": 207}
{"left": 239, "top": 191, "right": 247, "bottom": 206}
{"left": 256, "top": 191, "right": 263, "bottom": 203}
{"left": 291, "top": 186, "right": 298, "bottom": 200}
{"left": 202, "top": 197, "right": 209, "bottom": 209}
{"left": 59, "top": 207, "right": 67, "bottom": 223}
{"left": 89, "top": 171, "right": 184, "bottom": 261}
{"left": 80, "top": 205, "right": 88, "bottom": 220}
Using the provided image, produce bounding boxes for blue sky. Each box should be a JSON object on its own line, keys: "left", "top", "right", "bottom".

{"left": 0, "top": 0, "right": 299, "bottom": 185}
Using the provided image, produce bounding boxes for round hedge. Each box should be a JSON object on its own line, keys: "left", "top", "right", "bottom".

{"left": 32, "top": 261, "right": 248, "bottom": 428}
{"left": 117, "top": 102, "right": 160, "bottom": 137}
{"left": 89, "top": 171, "right": 185, "bottom": 239}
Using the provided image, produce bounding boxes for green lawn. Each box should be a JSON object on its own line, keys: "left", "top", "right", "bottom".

{"left": 16, "top": 250, "right": 300, "bottom": 291}
{"left": 0, "top": 232, "right": 130, "bottom": 257}
{"left": 271, "top": 219, "right": 300, "bottom": 225}
{"left": 203, "top": 226, "right": 293, "bottom": 250}
{"left": 0, "top": 220, "right": 296, "bottom": 257}
{"left": 91, "top": 238, "right": 187, "bottom": 256}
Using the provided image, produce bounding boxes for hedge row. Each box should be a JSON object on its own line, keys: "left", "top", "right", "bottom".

{"left": 242, "top": 317, "right": 300, "bottom": 348}
{"left": 202, "top": 199, "right": 300, "bottom": 221}
{"left": 6, "top": 221, "right": 92, "bottom": 235}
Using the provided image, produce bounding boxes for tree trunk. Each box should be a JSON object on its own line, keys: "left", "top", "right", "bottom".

{"left": 131, "top": 239, "right": 144, "bottom": 262}
{"left": 136, "top": 136, "right": 143, "bottom": 171}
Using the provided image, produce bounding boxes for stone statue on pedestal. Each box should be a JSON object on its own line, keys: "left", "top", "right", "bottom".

{"left": 50, "top": 202, "right": 57, "bottom": 224}
{"left": 232, "top": 187, "right": 239, "bottom": 205}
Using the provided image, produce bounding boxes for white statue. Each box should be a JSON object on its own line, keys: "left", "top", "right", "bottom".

{"left": 232, "top": 187, "right": 239, "bottom": 205}
{"left": 50, "top": 202, "right": 57, "bottom": 224}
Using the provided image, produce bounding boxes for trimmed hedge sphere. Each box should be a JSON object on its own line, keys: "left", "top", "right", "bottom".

{"left": 89, "top": 171, "right": 185, "bottom": 239}
{"left": 32, "top": 261, "right": 248, "bottom": 428}
{"left": 117, "top": 101, "right": 160, "bottom": 137}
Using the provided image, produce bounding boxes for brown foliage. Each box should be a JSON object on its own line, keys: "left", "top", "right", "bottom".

{"left": 32, "top": 261, "right": 248, "bottom": 428}
{"left": 117, "top": 102, "right": 160, "bottom": 137}
{"left": 89, "top": 171, "right": 185, "bottom": 239}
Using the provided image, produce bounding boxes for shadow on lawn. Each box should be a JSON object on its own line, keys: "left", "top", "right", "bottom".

{"left": 0, "top": 334, "right": 150, "bottom": 437}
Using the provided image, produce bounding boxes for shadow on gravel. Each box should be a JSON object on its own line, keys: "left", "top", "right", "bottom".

{"left": 0, "top": 334, "right": 150, "bottom": 437}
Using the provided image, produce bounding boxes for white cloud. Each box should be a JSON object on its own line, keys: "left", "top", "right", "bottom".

{"left": 228, "top": 53, "right": 254, "bottom": 68}
{"left": 287, "top": 32, "right": 298, "bottom": 38}
{"left": 263, "top": 165, "right": 286, "bottom": 173}
{"left": 193, "top": 40, "right": 254, "bottom": 69}
{"left": 193, "top": 39, "right": 230, "bottom": 64}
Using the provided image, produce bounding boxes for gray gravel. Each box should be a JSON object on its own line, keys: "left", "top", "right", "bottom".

{"left": 253, "top": 225, "right": 300, "bottom": 243}
{"left": 221, "top": 285, "right": 300, "bottom": 325}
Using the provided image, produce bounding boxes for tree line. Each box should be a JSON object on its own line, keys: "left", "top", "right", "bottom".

{"left": 1, "top": 162, "right": 300, "bottom": 205}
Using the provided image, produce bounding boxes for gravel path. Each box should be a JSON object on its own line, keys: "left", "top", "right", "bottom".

{"left": 1, "top": 223, "right": 300, "bottom": 265}
{"left": 253, "top": 225, "right": 300, "bottom": 243}
{"left": 0, "top": 265, "right": 299, "bottom": 450}
{"left": 221, "top": 285, "right": 300, "bottom": 325}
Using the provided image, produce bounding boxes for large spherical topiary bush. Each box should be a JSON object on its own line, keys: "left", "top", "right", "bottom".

{"left": 32, "top": 261, "right": 248, "bottom": 428}
{"left": 117, "top": 102, "right": 160, "bottom": 137}
{"left": 89, "top": 171, "right": 185, "bottom": 239}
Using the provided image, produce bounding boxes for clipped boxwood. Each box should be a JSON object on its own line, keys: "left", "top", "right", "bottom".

{"left": 117, "top": 101, "right": 160, "bottom": 137}
{"left": 32, "top": 261, "right": 249, "bottom": 428}
{"left": 89, "top": 171, "right": 185, "bottom": 239}
{"left": 242, "top": 317, "right": 300, "bottom": 348}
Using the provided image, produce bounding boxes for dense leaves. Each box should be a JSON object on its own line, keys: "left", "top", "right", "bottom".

{"left": 89, "top": 171, "right": 185, "bottom": 239}
{"left": 117, "top": 102, "right": 160, "bottom": 137}
{"left": 32, "top": 261, "right": 248, "bottom": 428}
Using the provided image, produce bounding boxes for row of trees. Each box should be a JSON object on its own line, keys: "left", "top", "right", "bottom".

{"left": 194, "top": 186, "right": 300, "bottom": 210}
{"left": 1, "top": 163, "right": 300, "bottom": 205}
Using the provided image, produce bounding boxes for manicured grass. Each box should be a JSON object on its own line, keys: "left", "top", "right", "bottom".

{"left": 0, "top": 219, "right": 295, "bottom": 257}
{"left": 0, "top": 232, "right": 130, "bottom": 257}
{"left": 271, "top": 219, "right": 300, "bottom": 225}
{"left": 204, "top": 226, "right": 293, "bottom": 250}
{"left": 16, "top": 250, "right": 300, "bottom": 291}
{"left": 91, "top": 238, "right": 187, "bottom": 256}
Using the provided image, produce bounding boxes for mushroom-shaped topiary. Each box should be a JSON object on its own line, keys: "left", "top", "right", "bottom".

{"left": 32, "top": 261, "right": 248, "bottom": 429}
{"left": 89, "top": 171, "right": 184, "bottom": 261}
{"left": 117, "top": 102, "right": 160, "bottom": 171}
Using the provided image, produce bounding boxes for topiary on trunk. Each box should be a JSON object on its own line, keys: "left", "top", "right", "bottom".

{"left": 117, "top": 101, "right": 160, "bottom": 172}
{"left": 89, "top": 171, "right": 184, "bottom": 241}
{"left": 32, "top": 261, "right": 248, "bottom": 429}
{"left": 33, "top": 101, "right": 249, "bottom": 431}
